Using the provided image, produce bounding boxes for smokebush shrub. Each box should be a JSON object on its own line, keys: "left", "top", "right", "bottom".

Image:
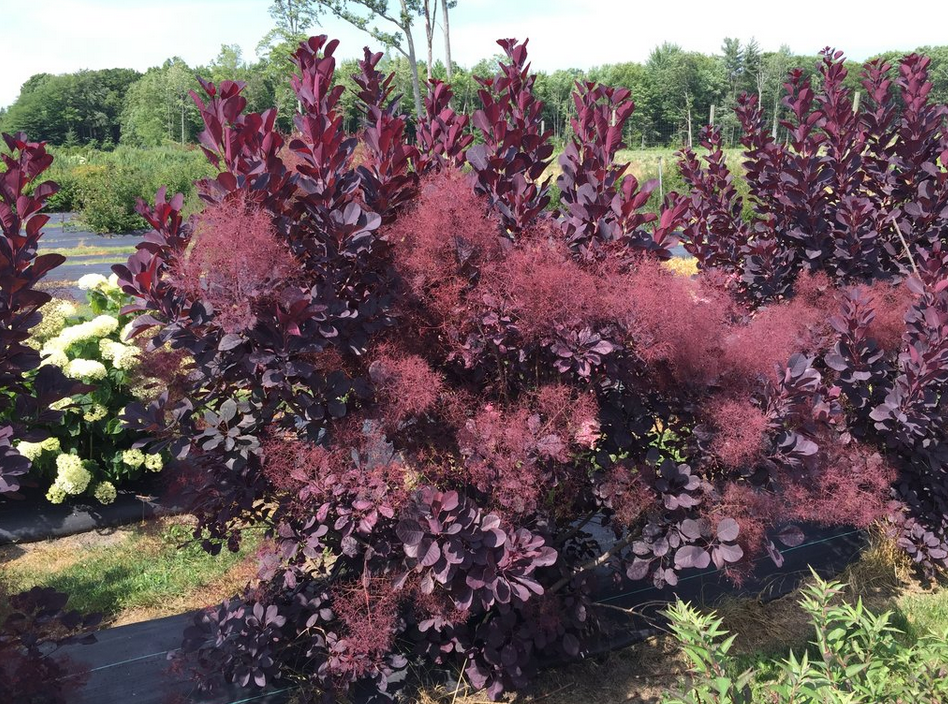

{"left": 678, "top": 49, "right": 948, "bottom": 576}
{"left": 114, "top": 37, "right": 946, "bottom": 701}
{"left": 0, "top": 132, "right": 81, "bottom": 495}
{"left": 0, "top": 586, "right": 102, "bottom": 704}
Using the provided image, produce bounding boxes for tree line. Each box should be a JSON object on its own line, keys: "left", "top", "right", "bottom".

{"left": 3, "top": 0, "right": 947, "bottom": 150}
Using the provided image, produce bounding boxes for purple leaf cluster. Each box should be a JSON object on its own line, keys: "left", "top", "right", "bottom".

{"left": 467, "top": 39, "right": 555, "bottom": 234}
{"left": 681, "top": 49, "right": 948, "bottom": 574}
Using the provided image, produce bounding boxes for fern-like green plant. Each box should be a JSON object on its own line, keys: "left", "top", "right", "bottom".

{"left": 663, "top": 571, "right": 948, "bottom": 704}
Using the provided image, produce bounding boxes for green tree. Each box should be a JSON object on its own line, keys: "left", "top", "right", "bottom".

{"left": 269, "top": 0, "right": 320, "bottom": 35}
{"left": 534, "top": 68, "right": 582, "bottom": 142}
{"left": 200, "top": 44, "right": 277, "bottom": 116}
{"left": 588, "top": 61, "right": 654, "bottom": 147}
{"left": 441, "top": 0, "right": 455, "bottom": 79}
{"left": 2, "top": 69, "right": 140, "bottom": 146}
{"left": 647, "top": 43, "right": 724, "bottom": 146}
{"left": 120, "top": 59, "right": 200, "bottom": 146}
{"left": 762, "top": 45, "right": 794, "bottom": 138}
{"left": 743, "top": 38, "right": 762, "bottom": 100}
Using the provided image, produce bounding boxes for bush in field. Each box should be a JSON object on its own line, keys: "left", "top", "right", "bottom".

{"left": 0, "top": 132, "right": 100, "bottom": 702}
{"left": 115, "top": 37, "right": 945, "bottom": 702}
{"left": 75, "top": 163, "right": 149, "bottom": 232}
{"left": 678, "top": 49, "right": 948, "bottom": 576}
{"left": 35, "top": 145, "right": 213, "bottom": 229}
{"left": 663, "top": 573, "right": 948, "bottom": 704}
{"left": 19, "top": 275, "right": 169, "bottom": 504}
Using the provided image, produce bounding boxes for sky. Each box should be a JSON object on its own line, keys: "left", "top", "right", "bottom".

{"left": 3, "top": 0, "right": 948, "bottom": 108}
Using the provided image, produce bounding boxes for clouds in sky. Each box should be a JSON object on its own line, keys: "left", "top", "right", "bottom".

{"left": 3, "top": 0, "right": 948, "bottom": 107}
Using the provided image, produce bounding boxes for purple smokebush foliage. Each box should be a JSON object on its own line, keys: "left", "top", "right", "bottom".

{"left": 0, "top": 136, "right": 99, "bottom": 701}
{"left": 0, "top": 587, "right": 102, "bottom": 704}
{"left": 117, "top": 37, "right": 945, "bottom": 702}
{"left": 0, "top": 133, "right": 79, "bottom": 494}
{"left": 467, "top": 39, "right": 555, "bottom": 234}
{"left": 678, "top": 49, "right": 948, "bottom": 575}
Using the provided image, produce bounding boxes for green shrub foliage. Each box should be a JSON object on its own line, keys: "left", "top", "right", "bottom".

{"left": 664, "top": 573, "right": 948, "bottom": 704}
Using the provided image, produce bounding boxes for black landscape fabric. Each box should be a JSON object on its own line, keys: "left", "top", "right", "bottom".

{"left": 56, "top": 525, "right": 863, "bottom": 704}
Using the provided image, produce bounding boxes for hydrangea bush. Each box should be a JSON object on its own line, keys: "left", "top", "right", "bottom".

{"left": 113, "top": 37, "right": 948, "bottom": 701}
{"left": 18, "top": 274, "right": 166, "bottom": 504}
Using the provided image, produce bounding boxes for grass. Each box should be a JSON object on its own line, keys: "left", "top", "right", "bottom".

{"left": 43, "top": 245, "right": 138, "bottom": 258}
{"left": 55, "top": 255, "right": 129, "bottom": 266}
{"left": 897, "top": 587, "right": 948, "bottom": 639}
{"left": 0, "top": 517, "right": 261, "bottom": 626}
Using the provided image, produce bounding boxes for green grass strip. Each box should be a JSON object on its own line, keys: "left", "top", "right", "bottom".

{"left": 4, "top": 521, "right": 261, "bottom": 621}
{"left": 43, "top": 245, "right": 138, "bottom": 257}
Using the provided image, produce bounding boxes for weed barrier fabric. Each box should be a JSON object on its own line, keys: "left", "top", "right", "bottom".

{"left": 60, "top": 612, "right": 292, "bottom": 704}
{"left": 57, "top": 525, "right": 862, "bottom": 704}
{"left": 0, "top": 487, "right": 184, "bottom": 545}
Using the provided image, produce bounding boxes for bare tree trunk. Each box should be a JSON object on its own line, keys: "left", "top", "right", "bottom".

{"left": 685, "top": 94, "right": 693, "bottom": 148}
{"left": 772, "top": 88, "right": 780, "bottom": 139}
{"left": 441, "top": 0, "right": 453, "bottom": 79}
{"left": 422, "top": 0, "right": 436, "bottom": 80}
{"left": 399, "top": 0, "right": 424, "bottom": 118}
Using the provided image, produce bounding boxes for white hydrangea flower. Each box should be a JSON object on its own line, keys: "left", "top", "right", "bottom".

{"left": 64, "top": 358, "right": 108, "bottom": 380}
{"left": 130, "top": 376, "right": 161, "bottom": 401}
{"left": 58, "top": 315, "right": 119, "bottom": 348}
{"left": 28, "top": 299, "right": 78, "bottom": 347}
{"left": 56, "top": 453, "right": 83, "bottom": 473}
{"left": 89, "top": 315, "right": 119, "bottom": 338}
{"left": 46, "top": 484, "right": 67, "bottom": 504}
{"left": 51, "top": 300, "right": 78, "bottom": 319}
{"left": 144, "top": 454, "right": 163, "bottom": 472}
{"left": 57, "top": 327, "right": 80, "bottom": 347}
{"left": 50, "top": 397, "right": 73, "bottom": 411}
{"left": 113, "top": 346, "right": 141, "bottom": 371}
{"left": 122, "top": 448, "right": 145, "bottom": 468}
{"left": 93, "top": 481, "right": 117, "bottom": 505}
{"left": 41, "top": 336, "right": 67, "bottom": 352}
{"left": 83, "top": 404, "right": 108, "bottom": 422}
{"left": 120, "top": 320, "right": 135, "bottom": 342}
{"left": 15, "top": 441, "right": 44, "bottom": 461}
{"left": 108, "top": 273, "right": 120, "bottom": 288}
{"left": 40, "top": 347, "right": 69, "bottom": 368}
{"left": 55, "top": 454, "right": 92, "bottom": 494}
{"left": 41, "top": 436, "right": 61, "bottom": 452}
{"left": 100, "top": 339, "right": 140, "bottom": 370}
{"left": 99, "top": 339, "right": 124, "bottom": 361}
{"left": 77, "top": 273, "right": 108, "bottom": 290}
